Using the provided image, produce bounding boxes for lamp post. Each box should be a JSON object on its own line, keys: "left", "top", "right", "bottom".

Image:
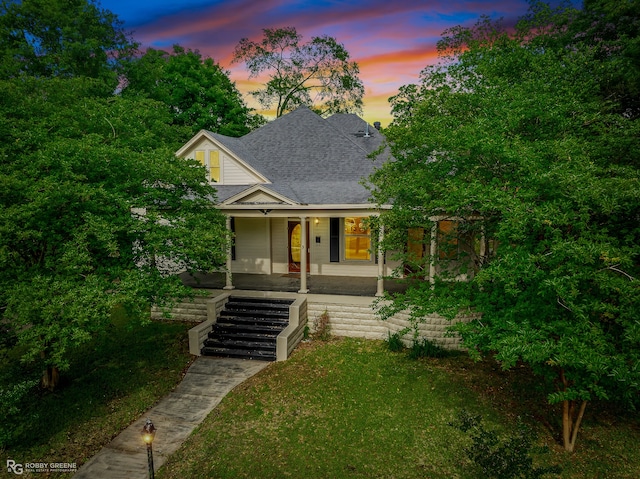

{"left": 141, "top": 418, "right": 156, "bottom": 479}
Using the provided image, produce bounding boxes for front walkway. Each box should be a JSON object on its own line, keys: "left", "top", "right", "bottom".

{"left": 73, "top": 357, "right": 269, "bottom": 479}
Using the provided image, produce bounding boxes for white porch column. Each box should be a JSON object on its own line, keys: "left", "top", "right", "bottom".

{"left": 298, "top": 216, "right": 309, "bottom": 294}
{"left": 376, "top": 222, "right": 385, "bottom": 297}
{"left": 223, "top": 215, "right": 235, "bottom": 290}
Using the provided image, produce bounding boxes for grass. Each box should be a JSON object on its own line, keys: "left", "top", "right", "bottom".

{"left": 0, "top": 307, "right": 194, "bottom": 474}
{"left": 157, "top": 338, "right": 640, "bottom": 479}
{"left": 2, "top": 326, "right": 638, "bottom": 479}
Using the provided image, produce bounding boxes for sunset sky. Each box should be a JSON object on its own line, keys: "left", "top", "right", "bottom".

{"left": 100, "top": 0, "right": 578, "bottom": 126}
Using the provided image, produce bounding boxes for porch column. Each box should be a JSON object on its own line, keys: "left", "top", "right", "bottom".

{"left": 223, "top": 215, "right": 234, "bottom": 290}
{"left": 298, "top": 216, "right": 309, "bottom": 294}
{"left": 376, "top": 222, "right": 385, "bottom": 297}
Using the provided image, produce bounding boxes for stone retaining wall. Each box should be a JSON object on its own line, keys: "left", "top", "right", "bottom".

{"left": 155, "top": 290, "right": 469, "bottom": 351}
{"left": 306, "top": 295, "right": 466, "bottom": 350}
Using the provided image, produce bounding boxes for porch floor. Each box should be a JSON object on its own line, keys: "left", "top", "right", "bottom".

{"left": 180, "top": 272, "right": 409, "bottom": 297}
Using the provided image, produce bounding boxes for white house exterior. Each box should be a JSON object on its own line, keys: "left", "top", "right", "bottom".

{"left": 176, "top": 106, "right": 399, "bottom": 294}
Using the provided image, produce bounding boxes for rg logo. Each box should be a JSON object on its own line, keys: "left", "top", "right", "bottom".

{"left": 7, "top": 460, "right": 24, "bottom": 475}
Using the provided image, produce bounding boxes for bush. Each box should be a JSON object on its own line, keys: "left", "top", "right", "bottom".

{"left": 0, "top": 378, "right": 39, "bottom": 448}
{"left": 386, "top": 332, "right": 405, "bottom": 352}
{"left": 408, "top": 338, "right": 448, "bottom": 359}
{"left": 312, "top": 310, "right": 331, "bottom": 341}
{"left": 450, "top": 410, "right": 561, "bottom": 479}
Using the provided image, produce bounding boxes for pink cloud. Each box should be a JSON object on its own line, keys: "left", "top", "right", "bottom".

{"left": 117, "top": 0, "right": 542, "bottom": 126}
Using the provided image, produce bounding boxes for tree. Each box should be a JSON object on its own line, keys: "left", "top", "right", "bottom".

{"left": 0, "top": 0, "right": 135, "bottom": 87}
{"left": 370, "top": 2, "right": 640, "bottom": 452}
{"left": 122, "top": 45, "right": 263, "bottom": 137}
{"left": 233, "top": 26, "right": 364, "bottom": 117}
{"left": 0, "top": 76, "right": 228, "bottom": 390}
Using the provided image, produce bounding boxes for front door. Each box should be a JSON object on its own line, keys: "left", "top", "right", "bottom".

{"left": 288, "top": 221, "right": 310, "bottom": 273}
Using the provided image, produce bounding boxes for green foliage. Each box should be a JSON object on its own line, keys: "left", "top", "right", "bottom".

{"left": 233, "top": 26, "right": 364, "bottom": 117}
{"left": 1, "top": 312, "right": 192, "bottom": 457}
{"left": 386, "top": 331, "right": 405, "bottom": 352}
{"left": 0, "top": 378, "right": 39, "bottom": 448}
{"left": 370, "top": 1, "right": 640, "bottom": 448}
{"left": 450, "top": 410, "right": 561, "bottom": 479}
{"left": 408, "top": 338, "right": 448, "bottom": 359}
{"left": 0, "top": 0, "right": 135, "bottom": 86}
{"left": 0, "top": 76, "right": 228, "bottom": 384}
{"left": 122, "top": 44, "right": 263, "bottom": 136}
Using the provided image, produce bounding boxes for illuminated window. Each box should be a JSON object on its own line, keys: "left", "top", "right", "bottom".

{"left": 437, "top": 220, "right": 459, "bottom": 260}
{"left": 195, "top": 150, "right": 206, "bottom": 179}
{"left": 209, "top": 150, "right": 220, "bottom": 182}
{"left": 344, "top": 217, "right": 371, "bottom": 260}
{"left": 194, "top": 149, "right": 221, "bottom": 182}
{"left": 407, "top": 227, "right": 426, "bottom": 261}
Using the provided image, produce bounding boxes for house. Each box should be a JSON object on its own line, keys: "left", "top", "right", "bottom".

{"left": 166, "top": 106, "right": 471, "bottom": 355}
{"left": 175, "top": 106, "right": 400, "bottom": 295}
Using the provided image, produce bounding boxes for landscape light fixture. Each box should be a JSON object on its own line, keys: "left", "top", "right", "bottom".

{"left": 141, "top": 418, "right": 156, "bottom": 479}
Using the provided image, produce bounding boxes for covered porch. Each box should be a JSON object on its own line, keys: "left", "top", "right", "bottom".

{"left": 180, "top": 272, "right": 409, "bottom": 297}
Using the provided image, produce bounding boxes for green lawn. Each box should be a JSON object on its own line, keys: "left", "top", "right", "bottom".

{"left": 3, "top": 325, "right": 638, "bottom": 479}
{"left": 158, "top": 338, "right": 640, "bottom": 479}
{"left": 0, "top": 309, "right": 194, "bottom": 471}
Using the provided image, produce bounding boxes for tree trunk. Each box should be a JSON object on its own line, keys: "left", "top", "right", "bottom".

{"left": 559, "top": 369, "right": 588, "bottom": 452}
{"left": 42, "top": 365, "right": 60, "bottom": 391}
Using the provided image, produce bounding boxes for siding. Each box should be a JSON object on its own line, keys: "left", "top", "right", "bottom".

{"left": 221, "top": 153, "right": 261, "bottom": 185}
{"left": 271, "top": 218, "right": 288, "bottom": 273}
{"left": 232, "top": 218, "right": 271, "bottom": 273}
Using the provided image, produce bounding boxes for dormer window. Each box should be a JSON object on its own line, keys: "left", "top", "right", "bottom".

{"left": 195, "top": 149, "right": 221, "bottom": 182}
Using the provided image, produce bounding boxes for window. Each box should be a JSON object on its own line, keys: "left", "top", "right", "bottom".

{"left": 209, "top": 150, "right": 220, "bottom": 182}
{"left": 194, "top": 149, "right": 221, "bottom": 182}
{"left": 437, "top": 220, "right": 459, "bottom": 260}
{"left": 344, "top": 216, "right": 371, "bottom": 261}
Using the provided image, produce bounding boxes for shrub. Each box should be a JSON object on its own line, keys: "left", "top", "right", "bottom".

{"left": 450, "top": 410, "right": 561, "bottom": 479}
{"left": 386, "top": 331, "right": 405, "bottom": 352}
{"left": 0, "top": 378, "right": 39, "bottom": 448}
{"left": 312, "top": 310, "right": 331, "bottom": 341}
{"left": 408, "top": 338, "right": 448, "bottom": 359}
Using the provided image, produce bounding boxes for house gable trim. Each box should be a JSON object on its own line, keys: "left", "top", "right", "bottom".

{"left": 176, "top": 130, "right": 270, "bottom": 184}
{"left": 222, "top": 185, "right": 298, "bottom": 206}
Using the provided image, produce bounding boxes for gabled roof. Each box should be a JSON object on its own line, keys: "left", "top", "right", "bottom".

{"left": 182, "top": 106, "right": 390, "bottom": 206}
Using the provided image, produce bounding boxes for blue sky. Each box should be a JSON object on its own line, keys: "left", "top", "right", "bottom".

{"left": 99, "top": 0, "right": 580, "bottom": 125}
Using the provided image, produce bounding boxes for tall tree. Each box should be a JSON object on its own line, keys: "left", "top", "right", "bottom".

{"left": 233, "top": 26, "right": 364, "bottom": 117}
{"left": 0, "top": 0, "right": 135, "bottom": 86}
{"left": 0, "top": 76, "right": 228, "bottom": 390}
{"left": 370, "top": 2, "right": 640, "bottom": 452}
{"left": 122, "top": 45, "right": 263, "bottom": 136}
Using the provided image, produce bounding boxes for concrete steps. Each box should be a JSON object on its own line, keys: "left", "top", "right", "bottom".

{"left": 201, "top": 297, "right": 293, "bottom": 361}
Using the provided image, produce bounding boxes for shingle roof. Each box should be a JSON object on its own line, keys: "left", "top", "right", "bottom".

{"left": 208, "top": 106, "right": 389, "bottom": 205}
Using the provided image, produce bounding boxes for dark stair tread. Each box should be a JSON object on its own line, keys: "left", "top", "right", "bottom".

{"left": 203, "top": 339, "right": 276, "bottom": 350}
{"left": 208, "top": 329, "right": 279, "bottom": 339}
{"left": 217, "top": 318, "right": 288, "bottom": 323}
{"left": 213, "top": 323, "right": 285, "bottom": 333}
{"left": 229, "top": 297, "right": 293, "bottom": 305}
{"left": 200, "top": 347, "right": 275, "bottom": 361}
{"left": 219, "top": 310, "right": 289, "bottom": 321}
{"left": 201, "top": 296, "right": 291, "bottom": 362}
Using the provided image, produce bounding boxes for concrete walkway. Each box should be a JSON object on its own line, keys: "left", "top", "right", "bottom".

{"left": 74, "top": 357, "right": 270, "bottom": 478}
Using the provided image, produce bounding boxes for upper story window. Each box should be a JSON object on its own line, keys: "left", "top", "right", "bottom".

{"left": 195, "top": 150, "right": 220, "bottom": 182}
